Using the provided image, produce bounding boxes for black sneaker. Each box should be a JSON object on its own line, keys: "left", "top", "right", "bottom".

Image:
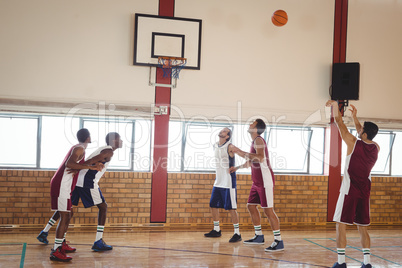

{"left": 204, "top": 230, "right": 221, "bottom": 237}
{"left": 243, "top": 234, "right": 264, "bottom": 244}
{"left": 229, "top": 234, "right": 242, "bottom": 243}
{"left": 264, "top": 239, "right": 284, "bottom": 252}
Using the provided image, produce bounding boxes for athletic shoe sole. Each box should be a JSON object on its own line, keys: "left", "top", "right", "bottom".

{"left": 50, "top": 255, "right": 72, "bottom": 262}
{"left": 265, "top": 248, "right": 285, "bottom": 252}
{"left": 243, "top": 241, "right": 265, "bottom": 245}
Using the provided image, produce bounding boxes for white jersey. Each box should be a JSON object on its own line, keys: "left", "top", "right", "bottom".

{"left": 76, "top": 145, "right": 113, "bottom": 189}
{"left": 213, "top": 141, "right": 236, "bottom": 189}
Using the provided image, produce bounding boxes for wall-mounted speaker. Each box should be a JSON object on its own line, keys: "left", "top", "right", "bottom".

{"left": 331, "top": 62, "right": 360, "bottom": 100}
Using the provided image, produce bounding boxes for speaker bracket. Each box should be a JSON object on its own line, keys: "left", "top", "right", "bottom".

{"left": 337, "top": 100, "right": 349, "bottom": 116}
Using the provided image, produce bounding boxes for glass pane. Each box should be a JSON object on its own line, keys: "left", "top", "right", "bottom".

{"left": 83, "top": 119, "right": 133, "bottom": 170}
{"left": 184, "top": 123, "right": 229, "bottom": 171}
{"left": 0, "top": 116, "right": 37, "bottom": 167}
{"left": 309, "top": 127, "right": 325, "bottom": 174}
{"left": 133, "top": 120, "right": 152, "bottom": 171}
{"left": 391, "top": 132, "right": 402, "bottom": 175}
{"left": 342, "top": 130, "right": 391, "bottom": 175}
{"left": 167, "top": 121, "right": 183, "bottom": 172}
{"left": 267, "top": 127, "right": 311, "bottom": 172}
{"left": 41, "top": 116, "right": 80, "bottom": 168}
{"left": 371, "top": 132, "right": 393, "bottom": 174}
{"left": 232, "top": 124, "right": 252, "bottom": 174}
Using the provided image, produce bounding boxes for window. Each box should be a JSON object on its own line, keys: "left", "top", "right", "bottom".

{"left": 0, "top": 116, "right": 38, "bottom": 167}
{"left": 267, "top": 127, "right": 313, "bottom": 173}
{"left": 183, "top": 123, "right": 230, "bottom": 171}
{"left": 133, "top": 119, "right": 152, "bottom": 172}
{"left": 40, "top": 116, "right": 80, "bottom": 168}
{"left": 391, "top": 131, "right": 402, "bottom": 175}
{"left": 83, "top": 119, "right": 134, "bottom": 170}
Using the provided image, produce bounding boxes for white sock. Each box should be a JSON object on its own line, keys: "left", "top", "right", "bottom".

{"left": 44, "top": 218, "right": 56, "bottom": 232}
{"left": 273, "top": 229, "right": 282, "bottom": 241}
{"left": 254, "top": 225, "right": 262, "bottom": 236}
{"left": 337, "top": 248, "right": 346, "bottom": 264}
{"left": 363, "top": 248, "right": 370, "bottom": 265}
{"left": 96, "top": 225, "right": 104, "bottom": 241}
{"left": 53, "top": 238, "right": 63, "bottom": 250}
{"left": 63, "top": 232, "right": 67, "bottom": 242}
{"left": 233, "top": 223, "right": 240, "bottom": 235}
{"left": 213, "top": 221, "right": 220, "bottom": 232}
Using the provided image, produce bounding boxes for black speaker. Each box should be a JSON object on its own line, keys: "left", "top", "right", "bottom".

{"left": 331, "top": 62, "right": 360, "bottom": 100}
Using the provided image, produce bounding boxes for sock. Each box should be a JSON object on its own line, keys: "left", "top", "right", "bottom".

{"left": 96, "top": 225, "right": 104, "bottom": 241}
{"left": 53, "top": 238, "right": 63, "bottom": 250}
{"left": 337, "top": 248, "right": 346, "bottom": 264}
{"left": 233, "top": 223, "right": 240, "bottom": 235}
{"left": 43, "top": 218, "right": 56, "bottom": 232}
{"left": 213, "top": 221, "right": 220, "bottom": 232}
{"left": 63, "top": 232, "right": 67, "bottom": 242}
{"left": 254, "top": 225, "right": 263, "bottom": 236}
{"left": 273, "top": 229, "right": 282, "bottom": 241}
{"left": 363, "top": 248, "right": 370, "bottom": 265}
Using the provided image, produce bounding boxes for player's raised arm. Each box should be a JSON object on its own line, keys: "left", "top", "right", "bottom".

{"left": 326, "top": 100, "right": 357, "bottom": 150}
{"left": 84, "top": 149, "right": 114, "bottom": 166}
{"left": 349, "top": 104, "right": 363, "bottom": 134}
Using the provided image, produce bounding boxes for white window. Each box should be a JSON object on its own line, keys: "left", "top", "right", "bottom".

{"left": 0, "top": 116, "right": 38, "bottom": 167}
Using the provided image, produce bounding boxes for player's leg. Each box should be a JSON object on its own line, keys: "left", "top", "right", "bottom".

{"left": 356, "top": 195, "right": 371, "bottom": 268}
{"left": 58, "top": 208, "right": 76, "bottom": 253}
{"left": 332, "top": 191, "right": 356, "bottom": 268}
{"left": 228, "top": 209, "right": 242, "bottom": 242}
{"left": 263, "top": 207, "right": 284, "bottom": 252}
{"left": 357, "top": 225, "right": 371, "bottom": 268}
{"left": 90, "top": 188, "right": 112, "bottom": 251}
{"left": 205, "top": 187, "right": 222, "bottom": 238}
{"left": 37, "top": 211, "right": 60, "bottom": 244}
{"left": 50, "top": 210, "right": 73, "bottom": 262}
{"left": 243, "top": 185, "right": 264, "bottom": 244}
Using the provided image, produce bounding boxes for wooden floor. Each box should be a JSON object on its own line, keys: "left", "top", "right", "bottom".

{"left": 0, "top": 226, "right": 401, "bottom": 268}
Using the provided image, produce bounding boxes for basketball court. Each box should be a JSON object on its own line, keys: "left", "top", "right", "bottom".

{"left": 1, "top": 227, "right": 401, "bottom": 267}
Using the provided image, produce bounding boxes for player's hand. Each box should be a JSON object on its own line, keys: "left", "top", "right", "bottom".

{"left": 229, "top": 166, "right": 238, "bottom": 173}
{"left": 325, "top": 100, "right": 338, "bottom": 107}
{"left": 90, "top": 162, "right": 104, "bottom": 171}
{"left": 349, "top": 104, "right": 357, "bottom": 117}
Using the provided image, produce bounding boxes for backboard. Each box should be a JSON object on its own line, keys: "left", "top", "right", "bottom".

{"left": 133, "top": 13, "right": 202, "bottom": 70}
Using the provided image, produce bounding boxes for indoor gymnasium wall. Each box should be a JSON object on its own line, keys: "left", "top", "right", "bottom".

{"left": 346, "top": 0, "right": 402, "bottom": 121}
{"left": 1, "top": 1, "right": 401, "bottom": 126}
{"left": 0, "top": 170, "right": 400, "bottom": 227}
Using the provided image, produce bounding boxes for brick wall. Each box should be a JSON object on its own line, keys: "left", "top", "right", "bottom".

{"left": 0, "top": 170, "right": 400, "bottom": 227}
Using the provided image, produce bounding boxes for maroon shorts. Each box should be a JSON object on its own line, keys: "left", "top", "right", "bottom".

{"left": 333, "top": 190, "right": 370, "bottom": 225}
{"left": 247, "top": 184, "right": 274, "bottom": 208}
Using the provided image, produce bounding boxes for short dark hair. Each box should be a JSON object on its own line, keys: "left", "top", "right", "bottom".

{"left": 76, "top": 128, "right": 90, "bottom": 143}
{"left": 106, "top": 132, "right": 120, "bottom": 145}
{"left": 255, "top": 119, "right": 266, "bottom": 135}
{"left": 226, "top": 128, "right": 232, "bottom": 142}
{"left": 363, "top": 121, "right": 378, "bottom": 140}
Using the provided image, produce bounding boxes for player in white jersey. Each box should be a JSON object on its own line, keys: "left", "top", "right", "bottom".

{"left": 204, "top": 128, "right": 242, "bottom": 243}
{"left": 72, "top": 132, "right": 122, "bottom": 251}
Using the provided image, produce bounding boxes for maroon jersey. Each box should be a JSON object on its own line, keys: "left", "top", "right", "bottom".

{"left": 250, "top": 136, "right": 275, "bottom": 188}
{"left": 341, "top": 140, "right": 379, "bottom": 198}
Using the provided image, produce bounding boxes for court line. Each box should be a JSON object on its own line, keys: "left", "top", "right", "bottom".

{"left": 327, "top": 238, "right": 402, "bottom": 266}
{"left": 20, "top": 243, "right": 26, "bottom": 268}
{"left": 0, "top": 242, "right": 26, "bottom": 268}
{"left": 28, "top": 243, "right": 329, "bottom": 268}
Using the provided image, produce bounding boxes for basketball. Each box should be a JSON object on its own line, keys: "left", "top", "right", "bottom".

{"left": 272, "top": 10, "right": 288, "bottom": 27}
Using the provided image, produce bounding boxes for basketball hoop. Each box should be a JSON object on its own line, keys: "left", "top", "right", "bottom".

{"left": 157, "top": 57, "right": 187, "bottom": 79}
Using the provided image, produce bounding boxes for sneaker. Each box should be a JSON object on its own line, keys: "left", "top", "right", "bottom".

{"left": 204, "top": 230, "right": 222, "bottom": 238}
{"left": 50, "top": 246, "right": 72, "bottom": 262}
{"left": 62, "top": 241, "right": 76, "bottom": 253}
{"left": 229, "top": 234, "right": 242, "bottom": 243}
{"left": 92, "top": 239, "right": 113, "bottom": 251}
{"left": 331, "top": 263, "right": 347, "bottom": 268}
{"left": 264, "top": 240, "right": 284, "bottom": 252}
{"left": 243, "top": 234, "right": 264, "bottom": 245}
{"left": 360, "top": 264, "right": 372, "bottom": 268}
{"left": 37, "top": 231, "right": 49, "bottom": 244}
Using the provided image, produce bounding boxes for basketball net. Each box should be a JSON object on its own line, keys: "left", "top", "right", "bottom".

{"left": 157, "top": 57, "right": 187, "bottom": 79}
